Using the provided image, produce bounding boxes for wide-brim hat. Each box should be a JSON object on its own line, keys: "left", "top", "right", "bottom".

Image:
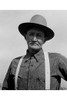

{"left": 18, "top": 14, "right": 54, "bottom": 41}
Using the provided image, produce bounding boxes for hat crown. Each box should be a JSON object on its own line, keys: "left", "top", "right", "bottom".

{"left": 30, "top": 14, "right": 47, "bottom": 26}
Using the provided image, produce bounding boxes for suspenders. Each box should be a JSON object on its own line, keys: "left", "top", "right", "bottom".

{"left": 15, "top": 57, "right": 24, "bottom": 90}
{"left": 15, "top": 51, "right": 50, "bottom": 90}
{"left": 44, "top": 52, "right": 50, "bottom": 90}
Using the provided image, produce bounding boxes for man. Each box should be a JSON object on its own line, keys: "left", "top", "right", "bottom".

{"left": 2, "top": 14, "right": 67, "bottom": 90}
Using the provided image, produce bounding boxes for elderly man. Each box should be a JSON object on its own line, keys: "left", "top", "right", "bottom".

{"left": 2, "top": 14, "right": 67, "bottom": 90}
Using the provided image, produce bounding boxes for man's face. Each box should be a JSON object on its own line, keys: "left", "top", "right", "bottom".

{"left": 26, "top": 29, "right": 45, "bottom": 50}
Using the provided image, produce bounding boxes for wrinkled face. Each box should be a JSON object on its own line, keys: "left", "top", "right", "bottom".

{"left": 26, "top": 29, "right": 45, "bottom": 50}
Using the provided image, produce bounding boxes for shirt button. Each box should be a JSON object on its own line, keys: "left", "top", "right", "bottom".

{"left": 30, "top": 64, "right": 33, "bottom": 67}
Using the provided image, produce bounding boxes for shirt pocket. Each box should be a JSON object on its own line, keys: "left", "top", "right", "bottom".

{"left": 51, "top": 73, "right": 58, "bottom": 77}
{"left": 51, "top": 72, "right": 59, "bottom": 81}
{"left": 18, "top": 67, "right": 28, "bottom": 80}
{"left": 11, "top": 66, "right": 23, "bottom": 79}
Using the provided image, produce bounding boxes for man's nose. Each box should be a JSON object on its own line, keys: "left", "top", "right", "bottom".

{"left": 33, "top": 36, "right": 37, "bottom": 41}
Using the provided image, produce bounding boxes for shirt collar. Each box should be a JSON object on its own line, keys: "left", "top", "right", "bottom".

{"left": 34, "top": 48, "right": 44, "bottom": 62}
{"left": 25, "top": 48, "right": 44, "bottom": 62}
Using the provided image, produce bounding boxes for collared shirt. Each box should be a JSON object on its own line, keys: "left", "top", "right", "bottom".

{"left": 2, "top": 49, "right": 67, "bottom": 90}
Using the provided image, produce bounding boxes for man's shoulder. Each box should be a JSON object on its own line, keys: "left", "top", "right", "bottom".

{"left": 13, "top": 56, "right": 23, "bottom": 60}
{"left": 49, "top": 52, "right": 67, "bottom": 61}
{"left": 49, "top": 52, "right": 61, "bottom": 57}
{"left": 10, "top": 56, "right": 24, "bottom": 65}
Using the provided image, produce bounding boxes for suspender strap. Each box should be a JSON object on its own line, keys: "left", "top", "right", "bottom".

{"left": 43, "top": 51, "right": 50, "bottom": 90}
{"left": 15, "top": 57, "right": 23, "bottom": 90}
{"left": 14, "top": 51, "right": 50, "bottom": 90}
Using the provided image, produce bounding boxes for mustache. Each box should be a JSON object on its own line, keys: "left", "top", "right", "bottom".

{"left": 29, "top": 41, "right": 41, "bottom": 45}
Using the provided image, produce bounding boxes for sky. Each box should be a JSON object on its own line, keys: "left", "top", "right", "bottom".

{"left": 0, "top": 10, "right": 67, "bottom": 88}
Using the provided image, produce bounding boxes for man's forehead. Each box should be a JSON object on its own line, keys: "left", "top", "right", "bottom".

{"left": 27, "top": 28, "right": 44, "bottom": 34}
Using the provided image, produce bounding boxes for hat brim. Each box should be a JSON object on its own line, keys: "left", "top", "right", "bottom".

{"left": 18, "top": 22, "right": 54, "bottom": 41}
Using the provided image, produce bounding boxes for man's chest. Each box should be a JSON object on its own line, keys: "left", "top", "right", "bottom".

{"left": 11, "top": 54, "right": 61, "bottom": 90}
{"left": 11, "top": 55, "right": 59, "bottom": 80}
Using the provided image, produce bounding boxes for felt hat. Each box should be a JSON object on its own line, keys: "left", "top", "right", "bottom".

{"left": 18, "top": 14, "right": 54, "bottom": 41}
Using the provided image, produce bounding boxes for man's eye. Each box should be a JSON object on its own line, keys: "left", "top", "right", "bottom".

{"left": 37, "top": 34, "right": 41, "bottom": 37}
{"left": 29, "top": 33, "right": 34, "bottom": 36}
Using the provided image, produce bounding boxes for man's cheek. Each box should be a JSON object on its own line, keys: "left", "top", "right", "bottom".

{"left": 27, "top": 38, "right": 31, "bottom": 42}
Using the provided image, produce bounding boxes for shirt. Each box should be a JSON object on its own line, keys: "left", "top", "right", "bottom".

{"left": 2, "top": 49, "right": 67, "bottom": 90}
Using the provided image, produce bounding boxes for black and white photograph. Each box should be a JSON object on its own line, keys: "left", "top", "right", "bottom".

{"left": 0, "top": 10, "right": 67, "bottom": 90}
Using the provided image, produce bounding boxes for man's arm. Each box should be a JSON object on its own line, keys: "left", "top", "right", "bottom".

{"left": 58, "top": 54, "right": 67, "bottom": 81}
{"left": 2, "top": 61, "right": 15, "bottom": 90}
